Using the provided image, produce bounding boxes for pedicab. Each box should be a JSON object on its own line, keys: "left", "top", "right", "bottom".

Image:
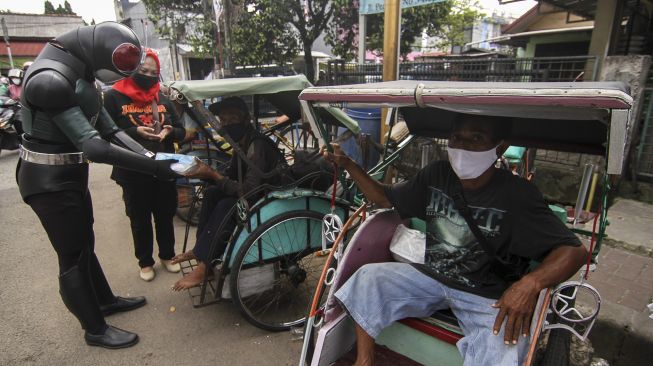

{"left": 297, "top": 81, "right": 633, "bottom": 365}
{"left": 163, "top": 75, "right": 371, "bottom": 331}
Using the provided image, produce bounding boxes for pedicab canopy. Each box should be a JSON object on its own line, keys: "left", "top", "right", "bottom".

{"left": 299, "top": 81, "right": 633, "bottom": 175}
{"left": 164, "top": 75, "right": 360, "bottom": 134}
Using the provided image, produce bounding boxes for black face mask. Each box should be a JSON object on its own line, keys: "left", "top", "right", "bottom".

{"left": 132, "top": 73, "right": 158, "bottom": 90}
{"left": 223, "top": 124, "right": 249, "bottom": 142}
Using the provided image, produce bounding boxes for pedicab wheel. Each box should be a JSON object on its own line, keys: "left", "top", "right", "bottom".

{"left": 537, "top": 327, "right": 570, "bottom": 366}
{"left": 536, "top": 286, "right": 574, "bottom": 366}
{"left": 230, "top": 210, "right": 328, "bottom": 332}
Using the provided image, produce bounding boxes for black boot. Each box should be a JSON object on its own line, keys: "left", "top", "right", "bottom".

{"left": 87, "top": 253, "right": 147, "bottom": 316}
{"left": 59, "top": 266, "right": 139, "bottom": 349}
{"left": 100, "top": 296, "right": 147, "bottom": 317}
{"left": 88, "top": 252, "right": 118, "bottom": 305}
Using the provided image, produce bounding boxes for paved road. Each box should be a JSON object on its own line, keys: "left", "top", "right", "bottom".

{"left": 0, "top": 150, "right": 301, "bottom": 365}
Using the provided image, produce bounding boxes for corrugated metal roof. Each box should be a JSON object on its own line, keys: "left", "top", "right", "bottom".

{"left": 471, "top": 25, "right": 594, "bottom": 47}
{"left": 0, "top": 13, "right": 86, "bottom": 40}
{"left": 543, "top": 0, "right": 597, "bottom": 19}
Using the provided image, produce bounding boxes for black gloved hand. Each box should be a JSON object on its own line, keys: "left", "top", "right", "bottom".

{"left": 154, "top": 159, "right": 182, "bottom": 180}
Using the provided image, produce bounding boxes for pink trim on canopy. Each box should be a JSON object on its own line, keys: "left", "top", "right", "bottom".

{"left": 421, "top": 95, "right": 631, "bottom": 109}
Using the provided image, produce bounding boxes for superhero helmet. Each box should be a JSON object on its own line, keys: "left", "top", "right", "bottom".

{"left": 56, "top": 21, "right": 144, "bottom": 83}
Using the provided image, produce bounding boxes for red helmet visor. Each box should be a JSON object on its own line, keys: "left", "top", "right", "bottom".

{"left": 112, "top": 43, "right": 142, "bottom": 74}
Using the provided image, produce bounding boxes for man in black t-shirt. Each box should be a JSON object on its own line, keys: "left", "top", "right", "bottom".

{"left": 323, "top": 113, "right": 587, "bottom": 366}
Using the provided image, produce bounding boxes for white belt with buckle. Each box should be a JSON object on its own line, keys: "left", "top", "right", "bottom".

{"left": 19, "top": 145, "right": 88, "bottom": 165}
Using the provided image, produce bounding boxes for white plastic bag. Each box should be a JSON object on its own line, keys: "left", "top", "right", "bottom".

{"left": 155, "top": 152, "right": 201, "bottom": 175}
{"left": 389, "top": 224, "right": 426, "bottom": 264}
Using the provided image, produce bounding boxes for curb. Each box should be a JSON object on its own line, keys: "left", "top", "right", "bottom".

{"left": 601, "top": 237, "right": 653, "bottom": 259}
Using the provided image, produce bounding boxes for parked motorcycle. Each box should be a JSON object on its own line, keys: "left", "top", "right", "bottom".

{"left": 0, "top": 96, "right": 22, "bottom": 154}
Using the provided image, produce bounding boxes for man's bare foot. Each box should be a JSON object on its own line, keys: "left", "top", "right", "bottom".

{"left": 170, "top": 250, "right": 196, "bottom": 265}
{"left": 172, "top": 263, "right": 206, "bottom": 291}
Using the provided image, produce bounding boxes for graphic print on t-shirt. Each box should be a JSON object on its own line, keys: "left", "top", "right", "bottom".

{"left": 120, "top": 103, "right": 167, "bottom": 127}
{"left": 425, "top": 186, "right": 506, "bottom": 288}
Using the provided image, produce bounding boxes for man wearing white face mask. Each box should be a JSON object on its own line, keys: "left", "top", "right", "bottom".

{"left": 322, "top": 113, "right": 587, "bottom": 366}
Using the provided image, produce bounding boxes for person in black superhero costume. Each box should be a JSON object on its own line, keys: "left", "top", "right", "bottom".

{"left": 16, "top": 22, "right": 179, "bottom": 349}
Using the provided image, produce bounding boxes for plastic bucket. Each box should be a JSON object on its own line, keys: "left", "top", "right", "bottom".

{"left": 337, "top": 108, "right": 381, "bottom": 170}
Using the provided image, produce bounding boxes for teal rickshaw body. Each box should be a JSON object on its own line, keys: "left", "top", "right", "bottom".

{"left": 162, "top": 75, "right": 361, "bottom": 331}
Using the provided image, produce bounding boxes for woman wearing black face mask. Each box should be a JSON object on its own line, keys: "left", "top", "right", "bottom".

{"left": 103, "top": 49, "right": 188, "bottom": 282}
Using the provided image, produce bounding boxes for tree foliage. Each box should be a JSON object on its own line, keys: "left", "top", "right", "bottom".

{"left": 436, "top": 0, "right": 485, "bottom": 52}
{"left": 142, "top": 0, "right": 217, "bottom": 58}
{"left": 141, "top": 0, "right": 485, "bottom": 79}
{"left": 63, "top": 1, "right": 74, "bottom": 15}
{"left": 232, "top": 0, "right": 333, "bottom": 83}
{"left": 44, "top": 1, "right": 76, "bottom": 15}
{"left": 44, "top": 1, "right": 56, "bottom": 14}
{"left": 231, "top": 1, "right": 299, "bottom": 68}
{"left": 326, "top": 0, "right": 484, "bottom": 60}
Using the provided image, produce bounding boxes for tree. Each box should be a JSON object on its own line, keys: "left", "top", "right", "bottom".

{"left": 45, "top": 0, "right": 77, "bottom": 15}
{"left": 232, "top": 0, "right": 334, "bottom": 83}
{"left": 323, "top": 0, "right": 360, "bottom": 62}
{"left": 231, "top": 1, "right": 299, "bottom": 68}
{"left": 44, "top": 1, "right": 56, "bottom": 14}
{"left": 142, "top": 0, "right": 217, "bottom": 59}
{"left": 325, "top": 0, "right": 483, "bottom": 60}
{"left": 436, "top": 0, "right": 485, "bottom": 52}
{"left": 63, "top": 1, "right": 76, "bottom": 15}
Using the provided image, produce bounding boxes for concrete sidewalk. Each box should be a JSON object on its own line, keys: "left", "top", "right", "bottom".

{"left": 583, "top": 199, "right": 653, "bottom": 365}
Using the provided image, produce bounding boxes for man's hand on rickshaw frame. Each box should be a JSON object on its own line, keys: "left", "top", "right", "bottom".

{"left": 491, "top": 244, "right": 588, "bottom": 345}
{"left": 321, "top": 143, "right": 393, "bottom": 208}
{"left": 321, "top": 143, "right": 353, "bottom": 169}
{"left": 492, "top": 276, "right": 539, "bottom": 345}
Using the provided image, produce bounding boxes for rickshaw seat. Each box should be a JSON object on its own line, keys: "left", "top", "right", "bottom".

{"left": 324, "top": 210, "right": 402, "bottom": 322}
{"left": 330, "top": 210, "right": 402, "bottom": 293}
{"left": 326, "top": 211, "right": 466, "bottom": 340}
{"left": 503, "top": 146, "right": 526, "bottom": 160}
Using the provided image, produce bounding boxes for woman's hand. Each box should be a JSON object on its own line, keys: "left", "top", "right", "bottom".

{"left": 136, "top": 126, "right": 160, "bottom": 141}
{"left": 158, "top": 125, "right": 173, "bottom": 141}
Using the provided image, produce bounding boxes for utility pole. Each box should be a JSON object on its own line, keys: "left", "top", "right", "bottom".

{"left": 380, "top": 0, "right": 400, "bottom": 142}
{"left": 222, "top": 0, "right": 231, "bottom": 73}
{"left": 1, "top": 18, "right": 14, "bottom": 69}
{"left": 358, "top": 13, "right": 366, "bottom": 64}
{"left": 169, "top": 14, "right": 180, "bottom": 80}
{"left": 212, "top": 0, "right": 225, "bottom": 78}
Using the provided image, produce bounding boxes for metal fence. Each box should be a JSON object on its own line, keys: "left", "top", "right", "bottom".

{"left": 325, "top": 56, "right": 598, "bottom": 85}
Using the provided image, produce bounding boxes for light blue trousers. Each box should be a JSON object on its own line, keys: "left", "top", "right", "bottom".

{"left": 335, "top": 262, "right": 530, "bottom": 366}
